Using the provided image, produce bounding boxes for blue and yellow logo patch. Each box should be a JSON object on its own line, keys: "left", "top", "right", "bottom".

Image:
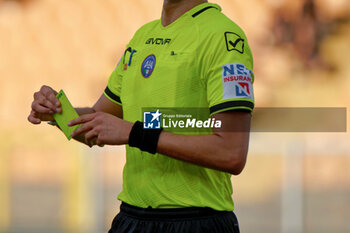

{"left": 141, "top": 54, "right": 156, "bottom": 78}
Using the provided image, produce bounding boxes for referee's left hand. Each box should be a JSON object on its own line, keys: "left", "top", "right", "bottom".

{"left": 68, "top": 112, "right": 133, "bottom": 147}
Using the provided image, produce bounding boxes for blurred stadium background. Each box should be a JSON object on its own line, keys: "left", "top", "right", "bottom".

{"left": 0, "top": 0, "right": 349, "bottom": 232}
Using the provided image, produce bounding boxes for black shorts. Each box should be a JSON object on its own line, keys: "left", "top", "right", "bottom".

{"left": 108, "top": 202, "right": 240, "bottom": 233}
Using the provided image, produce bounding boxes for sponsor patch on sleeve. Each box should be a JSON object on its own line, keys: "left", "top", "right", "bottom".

{"left": 221, "top": 63, "right": 254, "bottom": 100}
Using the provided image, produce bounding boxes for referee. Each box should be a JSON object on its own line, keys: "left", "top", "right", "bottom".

{"left": 28, "top": 0, "right": 254, "bottom": 232}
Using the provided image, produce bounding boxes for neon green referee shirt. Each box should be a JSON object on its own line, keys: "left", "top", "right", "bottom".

{"left": 104, "top": 3, "right": 254, "bottom": 211}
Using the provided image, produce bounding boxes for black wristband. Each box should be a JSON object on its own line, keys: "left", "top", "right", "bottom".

{"left": 128, "top": 121, "right": 163, "bottom": 154}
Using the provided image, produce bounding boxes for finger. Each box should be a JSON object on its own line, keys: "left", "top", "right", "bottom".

{"left": 96, "top": 136, "right": 105, "bottom": 147}
{"left": 88, "top": 137, "right": 98, "bottom": 148}
{"left": 84, "top": 135, "right": 97, "bottom": 148}
{"left": 34, "top": 111, "right": 55, "bottom": 122}
{"left": 32, "top": 101, "right": 54, "bottom": 115}
{"left": 85, "top": 129, "right": 98, "bottom": 142}
{"left": 38, "top": 97, "right": 58, "bottom": 112}
{"left": 33, "top": 93, "right": 58, "bottom": 112}
{"left": 41, "top": 86, "right": 60, "bottom": 107}
{"left": 28, "top": 111, "right": 41, "bottom": 124}
{"left": 85, "top": 130, "right": 98, "bottom": 146}
{"left": 71, "top": 122, "right": 94, "bottom": 138}
{"left": 68, "top": 113, "right": 95, "bottom": 126}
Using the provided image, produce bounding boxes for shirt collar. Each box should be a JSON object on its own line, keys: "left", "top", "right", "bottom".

{"left": 186, "top": 2, "right": 222, "bottom": 17}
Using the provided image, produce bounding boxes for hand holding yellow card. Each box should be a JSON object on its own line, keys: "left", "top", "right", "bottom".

{"left": 53, "top": 90, "right": 81, "bottom": 140}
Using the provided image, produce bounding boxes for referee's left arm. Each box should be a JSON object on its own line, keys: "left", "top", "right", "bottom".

{"left": 69, "top": 108, "right": 250, "bottom": 175}
{"left": 156, "top": 110, "right": 251, "bottom": 175}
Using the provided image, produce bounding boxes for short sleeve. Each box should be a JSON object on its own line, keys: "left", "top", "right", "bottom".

{"left": 201, "top": 30, "right": 255, "bottom": 115}
{"left": 104, "top": 55, "right": 124, "bottom": 105}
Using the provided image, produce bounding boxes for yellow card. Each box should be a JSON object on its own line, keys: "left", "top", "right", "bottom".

{"left": 53, "top": 90, "right": 81, "bottom": 140}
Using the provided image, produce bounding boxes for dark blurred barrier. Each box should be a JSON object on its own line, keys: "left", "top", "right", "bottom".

{"left": 272, "top": 0, "right": 350, "bottom": 68}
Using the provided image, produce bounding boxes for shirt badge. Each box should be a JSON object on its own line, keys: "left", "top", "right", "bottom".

{"left": 141, "top": 55, "right": 156, "bottom": 78}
